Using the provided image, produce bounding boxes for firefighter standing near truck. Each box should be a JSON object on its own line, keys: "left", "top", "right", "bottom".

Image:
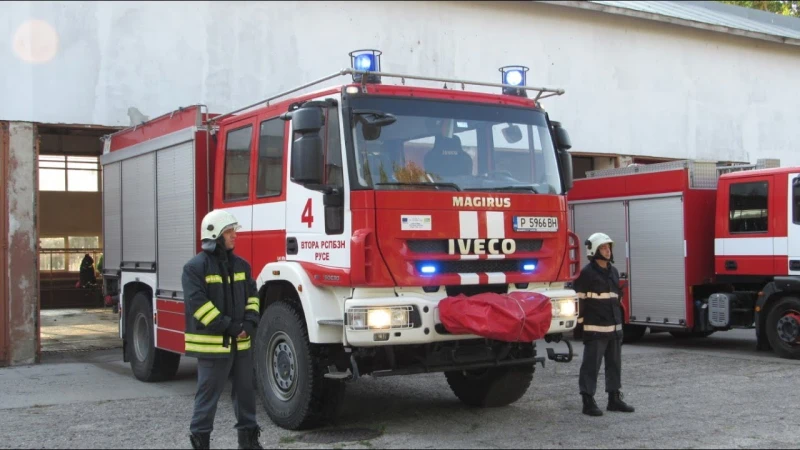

{"left": 182, "top": 210, "right": 263, "bottom": 449}
{"left": 574, "top": 232, "right": 635, "bottom": 417}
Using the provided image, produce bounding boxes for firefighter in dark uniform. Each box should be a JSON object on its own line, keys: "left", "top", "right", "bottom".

{"left": 574, "top": 232, "right": 635, "bottom": 417}
{"left": 183, "top": 210, "right": 263, "bottom": 449}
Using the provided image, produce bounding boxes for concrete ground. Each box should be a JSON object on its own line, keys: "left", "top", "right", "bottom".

{"left": 1, "top": 329, "right": 798, "bottom": 449}
{"left": 40, "top": 308, "right": 121, "bottom": 353}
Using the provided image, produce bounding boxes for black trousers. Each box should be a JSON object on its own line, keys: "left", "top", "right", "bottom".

{"left": 190, "top": 350, "right": 257, "bottom": 434}
{"left": 579, "top": 337, "right": 622, "bottom": 396}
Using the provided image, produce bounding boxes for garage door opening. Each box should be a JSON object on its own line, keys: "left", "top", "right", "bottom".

{"left": 37, "top": 123, "right": 121, "bottom": 353}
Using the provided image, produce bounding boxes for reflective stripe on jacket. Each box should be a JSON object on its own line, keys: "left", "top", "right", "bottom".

{"left": 182, "top": 250, "right": 261, "bottom": 358}
{"left": 574, "top": 260, "right": 624, "bottom": 340}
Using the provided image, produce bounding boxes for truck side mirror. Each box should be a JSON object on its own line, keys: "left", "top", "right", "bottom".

{"left": 560, "top": 150, "right": 573, "bottom": 192}
{"left": 551, "top": 121, "right": 573, "bottom": 192}
{"left": 555, "top": 127, "right": 571, "bottom": 152}
{"left": 289, "top": 106, "right": 325, "bottom": 185}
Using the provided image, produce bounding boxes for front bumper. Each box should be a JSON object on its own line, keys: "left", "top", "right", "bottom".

{"left": 343, "top": 288, "right": 579, "bottom": 347}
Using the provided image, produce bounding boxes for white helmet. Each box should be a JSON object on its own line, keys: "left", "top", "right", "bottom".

{"left": 585, "top": 232, "right": 614, "bottom": 260}
{"left": 200, "top": 210, "right": 241, "bottom": 242}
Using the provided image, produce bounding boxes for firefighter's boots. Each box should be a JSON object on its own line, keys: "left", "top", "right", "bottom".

{"left": 607, "top": 390, "right": 635, "bottom": 412}
{"left": 581, "top": 393, "right": 603, "bottom": 416}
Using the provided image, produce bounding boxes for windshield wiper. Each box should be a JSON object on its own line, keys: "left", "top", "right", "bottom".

{"left": 374, "top": 182, "right": 461, "bottom": 191}
{"left": 464, "top": 186, "right": 540, "bottom": 193}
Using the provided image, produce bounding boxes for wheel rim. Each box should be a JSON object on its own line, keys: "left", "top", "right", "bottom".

{"left": 267, "top": 331, "right": 298, "bottom": 402}
{"left": 133, "top": 313, "right": 150, "bottom": 362}
{"left": 776, "top": 310, "right": 800, "bottom": 345}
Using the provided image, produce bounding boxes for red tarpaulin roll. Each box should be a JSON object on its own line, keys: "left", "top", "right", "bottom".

{"left": 438, "top": 292, "right": 553, "bottom": 342}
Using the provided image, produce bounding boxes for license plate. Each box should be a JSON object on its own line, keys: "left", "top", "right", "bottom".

{"left": 513, "top": 216, "right": 559, "bottom": 232}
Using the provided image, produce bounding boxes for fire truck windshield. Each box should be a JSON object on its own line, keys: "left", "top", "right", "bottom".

{"left": 349, "top": 96, "right": 563, "bottom": 194}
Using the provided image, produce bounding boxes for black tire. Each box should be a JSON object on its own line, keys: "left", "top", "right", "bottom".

{"left": 126, "top": 293, "right": 181, "bottom": 382}
{"left": 622, "top": 325, "right": 647, "bottom": 344}
{"left": 669, "top": 330, "right": 715, "bottom": 339}
{"left": 765, "top": 296, "right": 800, "bottom": 360}
{"left": 254, "top": 301, "right": 345, "bottom": 430}
{"left": 445, "top": 364, "right": 534, "bottom": 408}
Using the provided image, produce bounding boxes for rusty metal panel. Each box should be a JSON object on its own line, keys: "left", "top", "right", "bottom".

{"left": 0, "top": 122, "right": 8, "bottom": 366}
{"left": 5, "top": 122, "right": 39, "bottom": 366}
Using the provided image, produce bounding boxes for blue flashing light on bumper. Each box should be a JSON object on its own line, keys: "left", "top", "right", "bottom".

{"left": 419, "top": 264, "right": 438, "bottom": 275}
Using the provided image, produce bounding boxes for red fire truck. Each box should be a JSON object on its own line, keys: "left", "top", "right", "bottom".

{"left": 100, "top": 50, "right": 581, "bottom": 430}
{"left": 567, "top": 159, "right": 800, "bottom": 360}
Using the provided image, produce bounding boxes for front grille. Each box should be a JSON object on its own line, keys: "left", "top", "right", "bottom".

{"left": 437, "top": 259, "right": 524, "bottom": 274}
{"left": 408, "top": 239, "right": 543, "bottom": 254}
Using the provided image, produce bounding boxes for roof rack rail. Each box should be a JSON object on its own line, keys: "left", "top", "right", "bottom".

{"left": 208, "top": 68, "right": 566, "bottom": 124}
{"left": 584, "top": 158, "right": 782, "bottom": 189}
{"left": 101, "top": 104, "right": 209, "bottom": 142}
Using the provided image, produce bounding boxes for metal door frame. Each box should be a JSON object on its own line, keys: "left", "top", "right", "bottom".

{"left": 570, "top": 191, "right": 686, "bottom": 328}
{"left": 626, "top": 193, "right": 687, "bottom": 328}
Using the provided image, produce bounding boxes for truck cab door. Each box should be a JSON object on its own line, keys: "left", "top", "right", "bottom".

{"left": 788, "top": 174, "right": 800, "bottom": 275}
{"left": 214, "top": 118, "right": 257, "bottom": 265}
{"left": 717, "top": 176, "right": 774, "bottom": 277}
{"left": 284, "top": 94, "right": 351, "bottom": 271}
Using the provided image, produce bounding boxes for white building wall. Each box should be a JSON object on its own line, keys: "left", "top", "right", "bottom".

{"left": 2, "top": 1, "right": 799, "bottom": 164}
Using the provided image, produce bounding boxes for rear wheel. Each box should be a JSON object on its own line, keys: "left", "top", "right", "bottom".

{"left": 445, "top": 364, "right": 534, "bottom": 408}
{"left": 765, "top": 297, "right": 800, "bottom": 360}
{"left": 127, "top": 293, "right": 181, "bottom": 381}
{"left": 254, "top": 301, "right": 345, "bottom": 430}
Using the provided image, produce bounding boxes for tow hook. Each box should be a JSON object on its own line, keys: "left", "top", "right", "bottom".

{"left": 323, "top": 354, "right": 361, "bottom": 382}
{"left": 544, "top": 333, "right": 574, "bottom": 364}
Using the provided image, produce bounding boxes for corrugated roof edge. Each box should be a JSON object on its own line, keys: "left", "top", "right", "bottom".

{"left": 537, "top": 0, "right": 800, "bottom": 47}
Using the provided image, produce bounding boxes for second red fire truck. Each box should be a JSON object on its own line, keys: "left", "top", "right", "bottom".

{"left": 568, "top": 159, "right": 800, "bottom": 360}
{"left": 100, "top": 50, "right": 581, "bottom": 430}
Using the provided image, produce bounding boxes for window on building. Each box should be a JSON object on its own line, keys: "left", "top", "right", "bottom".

{"left": 572, "top": 156, "right": 595, "bottom": 179}
{"left": 38, "top": 155, "right": 99, "bottom": 192}
{"left": 224, "top": 125, "right": 253, "bottom": 202}
{"left": 39, "top": 235, "right": 101, "bottom": 272}
{"left": 729, "top": 181, "right": 768, "bottom": 234}
{"left": 256, "top": 119, "right": 285, "bottom": 198}
{"left": 67, "top": 236, "right": 101, "bottom": 271}
{"left": 40, "top": 237, "right": 66, "bottom": 271}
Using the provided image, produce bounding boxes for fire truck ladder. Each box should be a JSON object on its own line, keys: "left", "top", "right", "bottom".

{"left": 208, "top": 68, "right": 566, "bottom": 124}
{"left": 585, "top": 158, "right": 781, "bottom": 189}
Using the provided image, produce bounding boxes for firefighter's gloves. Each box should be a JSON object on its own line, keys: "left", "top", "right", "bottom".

{"left": 242, "top": 321, "right": 256, "bottom": 339}
{"left": 226, "top": 320, "right": 244, "bottom": 338}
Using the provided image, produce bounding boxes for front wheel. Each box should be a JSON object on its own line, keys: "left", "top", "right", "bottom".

{"left": 126, "top": 293, "right": 180, "bottom": 382}
{"left": 765, "top": 296, "right": 800, "bottom": 360}
{"left": 445, "top": 365, "right": 534, "bottom": 408}
{"left": 254, "top": 301, "right": 345, "bottom": 430}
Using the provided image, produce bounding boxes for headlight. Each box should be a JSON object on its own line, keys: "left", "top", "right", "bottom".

{"left": 367, "top": 309, "right": 391, "bottom": 329}
{"left": 347, "top": 306, "right": 412, "bottom": 330}
{"left": 552, "top": 299, "right": 578, "bottom": 318}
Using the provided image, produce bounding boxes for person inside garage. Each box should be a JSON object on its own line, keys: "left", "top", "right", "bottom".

{"left": 574, "top": 232, "right": 635, "bottom": 416}
{"left": 182, "top": 210, "right": 263, "bottom": 449}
